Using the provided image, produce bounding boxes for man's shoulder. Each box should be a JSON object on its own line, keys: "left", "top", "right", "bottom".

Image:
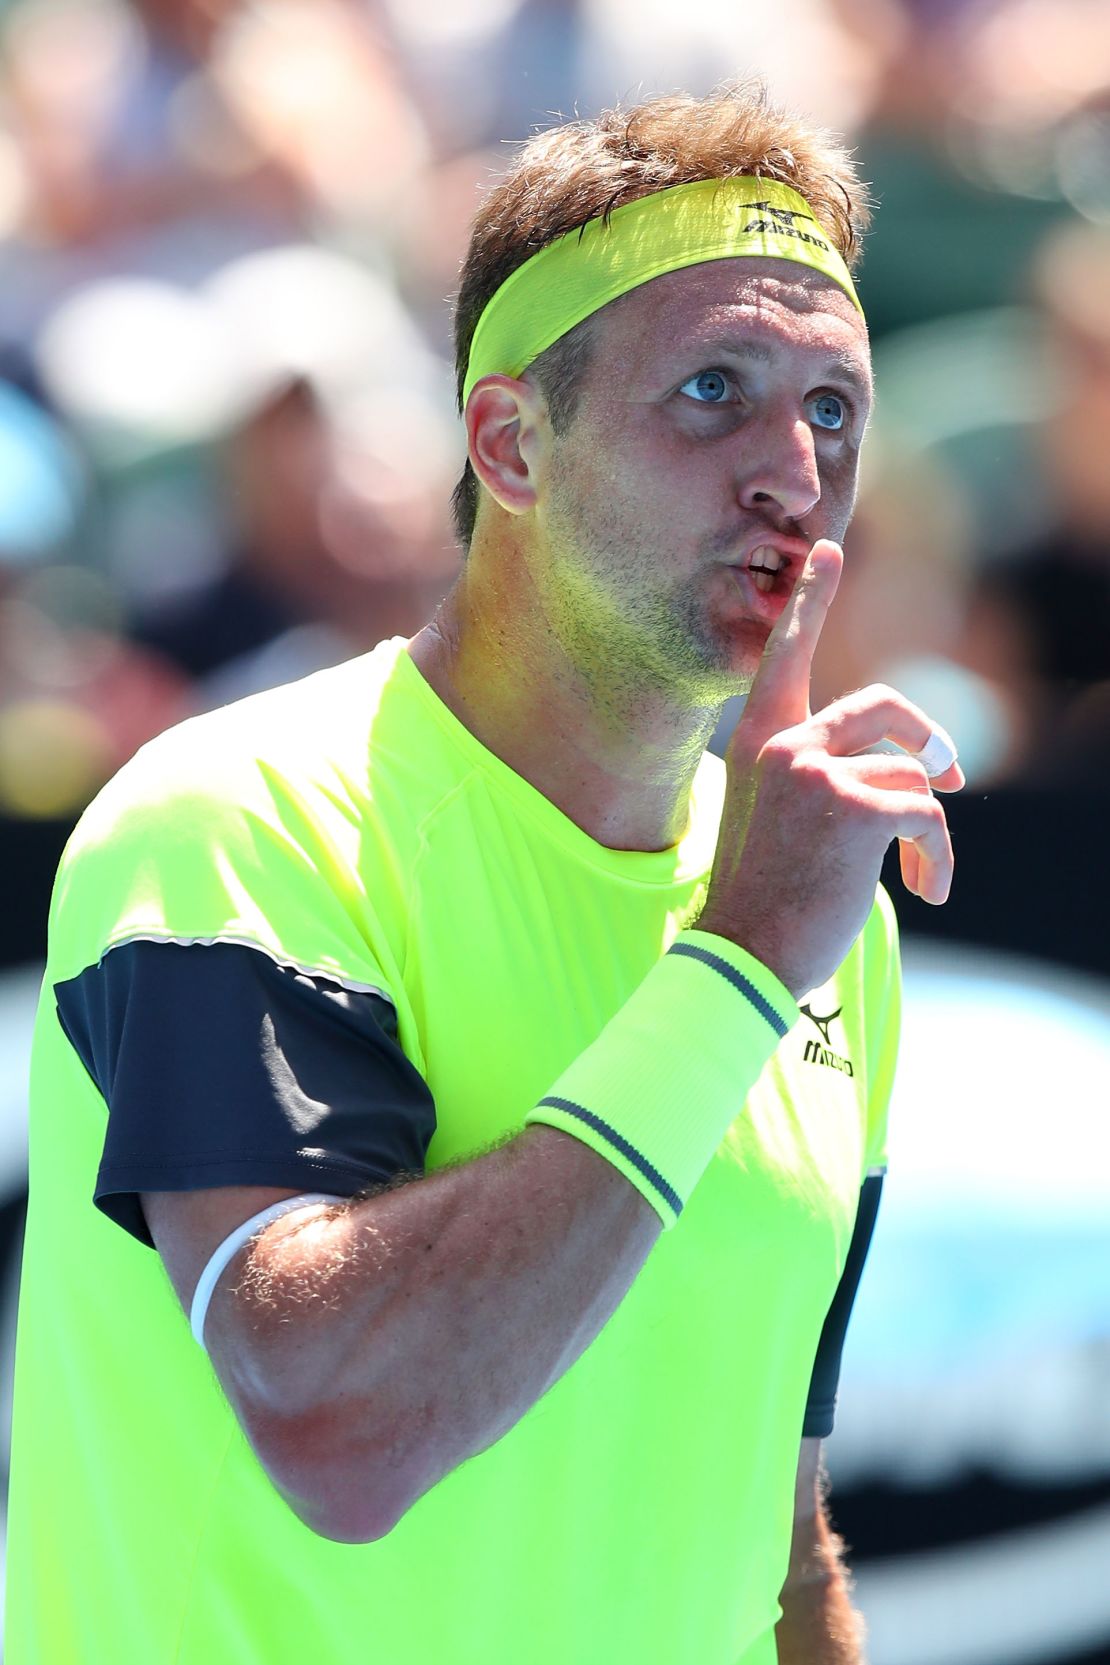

{"left": 71, "top": 640, "right": 408, "bottom": 852}
{"left": 47, "top": 641, "right": 423, "bottom": 980}
{"left": 138, "top": 636, "right": 407, "bottom": 786}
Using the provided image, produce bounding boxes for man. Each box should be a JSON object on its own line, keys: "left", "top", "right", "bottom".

{"left": 6, "top": 86, "right": 962, "bottom": 1664}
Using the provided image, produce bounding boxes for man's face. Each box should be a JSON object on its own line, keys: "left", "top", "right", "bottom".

{"left": 528, "top": 258, "right": 873, "bottom": 706}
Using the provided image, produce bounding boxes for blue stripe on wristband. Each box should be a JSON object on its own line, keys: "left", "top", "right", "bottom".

{"left": 667, "top": 941, "right": 790, "bottom": 1037}
{"left": 535, "top": 1096, "right": 684, "bottom": 1219}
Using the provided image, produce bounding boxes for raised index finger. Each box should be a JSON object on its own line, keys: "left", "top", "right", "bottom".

{"left": 737, "top": 539, "right": 843, "bottom": 747}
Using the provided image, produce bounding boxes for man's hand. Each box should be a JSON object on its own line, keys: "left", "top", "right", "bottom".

{"left": 699, "top": 540, "right": 965, "bottom": 999}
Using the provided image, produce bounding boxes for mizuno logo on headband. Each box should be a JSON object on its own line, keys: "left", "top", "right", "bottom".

{"left": 743, "top": 202, "right": 831, "bottom": 254}
{"left": 746, "top": 202, "right": 817, "bottom": 230}
{"left": 462, "top": 176, "right": 863, "bottom": 406}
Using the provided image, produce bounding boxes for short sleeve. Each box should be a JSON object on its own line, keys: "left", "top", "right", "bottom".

{"left": 56, "top": 939, "right": 437, "bottom": 1247}
{"left": 44, "top": 693, "right": 427, "bottom": 1245}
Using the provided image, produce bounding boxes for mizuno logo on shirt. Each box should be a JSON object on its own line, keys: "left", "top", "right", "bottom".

{"left": 799, "top": 1003, "right": 854, "bottom": 1076}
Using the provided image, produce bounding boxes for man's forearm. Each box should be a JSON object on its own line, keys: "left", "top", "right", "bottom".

{"left": 209, "top": 1124, "right": 660, "bottom": 1542}
{"left": 775, "top": 1504, "right": 867, "bottom": 1664}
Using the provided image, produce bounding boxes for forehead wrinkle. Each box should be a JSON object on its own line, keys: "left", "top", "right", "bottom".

{"left": 698, "top": 331, "right": 871, "bottom": 393}
{"left": 583, "top": 267, "right": 870, "bottom": 399}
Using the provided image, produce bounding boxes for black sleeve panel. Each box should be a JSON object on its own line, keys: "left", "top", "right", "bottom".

{"left": 802, "top": 1172, "right": 884, "bottom": 1438}
{"left": 55, "top": 939, "right": 437, "bottom": 1248}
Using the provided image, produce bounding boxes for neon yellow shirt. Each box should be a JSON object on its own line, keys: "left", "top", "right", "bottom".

{"left": 7, "top": 636, "right": 898, "bottom": 1664}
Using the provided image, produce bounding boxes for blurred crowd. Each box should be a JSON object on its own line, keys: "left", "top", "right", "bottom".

{"left": 0, "top": 0, "right": 1108, "bottom": 934}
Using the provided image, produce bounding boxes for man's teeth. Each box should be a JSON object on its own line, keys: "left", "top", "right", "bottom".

{"left": 749, "top": 547, "right": 785, "bottom": 593}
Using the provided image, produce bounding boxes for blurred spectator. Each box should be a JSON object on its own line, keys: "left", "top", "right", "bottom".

{"left": 0, "top": 0, "right": 435, "bottom": 368}
{"left": 128, "top": 372, "right": 460, "bottom": 708}
{"left": 855, "top": 0, "right": 1110, "bottom": 334}
{"left": 812, "top": 443, "right": 974, "bottom": 717}
{"left": 812, "top": 440, "right": 1029, "bottom": 787}
{"left": 24, "top": 224, "right": 463, "bottom": 708}
{"left": 958, "top": 219, "right": 1110, "bottom": 782}
{"left": 0, "top": 0, "right": 305, "bottom": 289}
{"left": 207, "top": 0, "right": 428, "bottom": 228}
{"left": 382, "top": 0, "right": 586, "bottom": 159}
{"left": 0, "top": 376, "right": 83, "bottom": 566}
{"left": 0, "top": 369, "right": 187, "bottom": 823}
{"left": 576, "top": 0, "right": 903, "bottom": 136}
{"left": 0, "top": 558, "right": 189, "bottom": 821}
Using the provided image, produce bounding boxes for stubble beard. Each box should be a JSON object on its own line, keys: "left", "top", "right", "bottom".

{"left": 538, "top": 487, "right": 763, "bottom": 722}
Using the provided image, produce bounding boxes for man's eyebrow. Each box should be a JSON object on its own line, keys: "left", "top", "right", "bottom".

{"left": 709, "top": 336, "right": 774, "bottom": 364}
{"left": 697, "top": 334, "right": 872, "bottom": 392}
{"left": 818, "top": 349, "right": 873, "bottom": 392}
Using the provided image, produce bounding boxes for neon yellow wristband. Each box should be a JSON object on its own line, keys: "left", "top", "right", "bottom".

{"left": 524, "top": 930, "right": 799, "bottom": 1227}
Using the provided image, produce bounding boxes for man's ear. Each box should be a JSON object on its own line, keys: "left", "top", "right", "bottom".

{"left": 464, "top": 375, "right": 547, "bottom": 516}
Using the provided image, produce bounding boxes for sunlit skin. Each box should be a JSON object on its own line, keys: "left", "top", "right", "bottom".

{"left": 536, "top": 262, "right": 872, "bottom": 695}
{"left": 411, "top": 257, "right": 877, "bottom": 852}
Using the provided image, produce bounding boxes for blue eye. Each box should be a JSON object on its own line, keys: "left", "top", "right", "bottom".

{"left": 811, "top": 394, "right": 846, "bottom": 431}
{"left": 680, "top": 370, "right": 730, "bottom": 403}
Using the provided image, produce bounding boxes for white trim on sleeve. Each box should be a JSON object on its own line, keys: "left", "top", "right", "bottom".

{"left": 100, "top": 933, "right": 395, "bottom": 1004}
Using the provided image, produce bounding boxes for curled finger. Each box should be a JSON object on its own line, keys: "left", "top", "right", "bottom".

{"left": 857, "top": 784, "right": 954, "bottom": 904}
{"left": 812, "top": 685, "right": 961, "bottom": 784}
{"left": 894, "top": 797, "right": 953, "bottom": 904}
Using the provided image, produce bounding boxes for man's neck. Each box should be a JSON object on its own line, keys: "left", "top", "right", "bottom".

{"left": 407, "top": 560, "right": 720, "bottom": 854}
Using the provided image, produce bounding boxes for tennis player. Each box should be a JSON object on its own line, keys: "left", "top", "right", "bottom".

{"left": 7, "top": 84, "right": 962, "bottom": 1664}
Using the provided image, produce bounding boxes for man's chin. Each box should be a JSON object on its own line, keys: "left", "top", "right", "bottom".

{"left": 674, "top": 643, "right": 761, "bottom": 710}
{"left": 712, "top": 616, "right": 772, "bottom": 686}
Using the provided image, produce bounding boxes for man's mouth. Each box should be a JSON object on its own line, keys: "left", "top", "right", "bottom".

{"left": 747, "top": 545, "right": 789, "bottom": 594}
{"left": 721, "top": 533, "right": 810, "bottom": 614}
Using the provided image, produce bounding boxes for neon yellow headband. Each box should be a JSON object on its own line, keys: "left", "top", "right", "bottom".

{"left": 463, "top": 176, "right": 862, "bottom": 405}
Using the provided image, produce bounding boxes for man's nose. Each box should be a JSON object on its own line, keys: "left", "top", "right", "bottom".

{"left": 734, "top": 410, "right": 821, "bottom": 522}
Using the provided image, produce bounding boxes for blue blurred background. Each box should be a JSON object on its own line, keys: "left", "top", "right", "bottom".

{"left": 0, "top": 2, "right": 1107, "bottom": 1659}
